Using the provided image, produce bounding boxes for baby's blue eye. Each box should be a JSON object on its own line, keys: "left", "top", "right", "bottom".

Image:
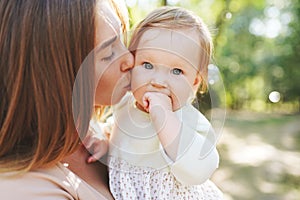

{"left": 172, "top": 68, "right": 183, "bottom": 75}
{"left": 143, "top": 62, "right": 153, "bottom": 69}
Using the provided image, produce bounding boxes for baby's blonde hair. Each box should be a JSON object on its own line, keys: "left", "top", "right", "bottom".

{"left": 129, "top": 6, "right": 213, "bottom": 92}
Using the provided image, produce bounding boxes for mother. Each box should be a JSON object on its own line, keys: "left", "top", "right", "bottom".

{"left": 0, "top": 0, "right": 133, "bottom": 199}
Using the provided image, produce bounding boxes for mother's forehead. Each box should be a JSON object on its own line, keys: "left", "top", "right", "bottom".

{"left": 94, "top": 0, "right": 123, "bottom": 48}
{"left": 96, "top": 1, "right": 122, "bottom": 34}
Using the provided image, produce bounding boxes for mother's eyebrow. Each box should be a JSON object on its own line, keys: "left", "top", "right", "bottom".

{"left": 97, "top": 35, "right": 117, "bottom": 52}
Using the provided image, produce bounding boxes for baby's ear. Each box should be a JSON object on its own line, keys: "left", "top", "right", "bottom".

{"left": 192, "top": 73, "right": 202, "bottom": 93}
{"left": 193, "top": 73, "right": 202, "bottom": 87}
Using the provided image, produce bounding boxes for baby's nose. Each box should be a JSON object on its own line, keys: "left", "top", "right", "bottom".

{"left": 150, "top": 80, "right": 167, "bottom": 88}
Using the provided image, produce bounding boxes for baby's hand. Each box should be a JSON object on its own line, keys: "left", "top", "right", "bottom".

{"left": 83, "top": 119, "right": 111, "bottom": 163}
{"left": 142, "top": 92, "right": 173, "bottom": 122}
{"left": 83, "top": 131, "right": 108, "bottom": 163}
{"left": 142, "top": 92, "right": 172, "bottom": 113}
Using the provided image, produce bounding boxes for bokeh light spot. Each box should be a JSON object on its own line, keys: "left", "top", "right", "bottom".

{"left": 269, "top": 91, "right": 281, "bottom": 103}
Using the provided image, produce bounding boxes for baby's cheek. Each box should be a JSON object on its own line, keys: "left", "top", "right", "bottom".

{"left": 132, "top": 89, "right": 145, "bottom": 106}
{"left": 172, "top": 88, "right": 193, "bottom": 108}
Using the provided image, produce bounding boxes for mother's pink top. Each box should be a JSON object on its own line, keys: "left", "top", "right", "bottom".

{"left": 0, "top": 163, "right": 107, "bottom": 200}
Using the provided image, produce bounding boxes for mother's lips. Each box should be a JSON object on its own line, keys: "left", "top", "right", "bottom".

{"left": 124, "top": 83, "right": 131, "bottom": 90}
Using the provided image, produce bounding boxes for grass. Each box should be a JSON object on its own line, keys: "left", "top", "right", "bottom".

{"left": 211, "top": 111, "right": 300, "bottom": 200}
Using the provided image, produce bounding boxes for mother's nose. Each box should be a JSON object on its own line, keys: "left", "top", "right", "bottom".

{"left": 121, "top": 50, "right": 134, "bottom": 72}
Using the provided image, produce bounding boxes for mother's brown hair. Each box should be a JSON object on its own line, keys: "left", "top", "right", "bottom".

{"left": 0, "top": 0, "right": 98, "bottom": 172}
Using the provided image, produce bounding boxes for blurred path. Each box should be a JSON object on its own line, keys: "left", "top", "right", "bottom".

{"left": 212, "top": 111, "right": 300, "bottom": 200}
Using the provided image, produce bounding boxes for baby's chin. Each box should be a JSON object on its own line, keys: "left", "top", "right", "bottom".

{"left": 171, "top": 98, "right": 191, "bottom": 111}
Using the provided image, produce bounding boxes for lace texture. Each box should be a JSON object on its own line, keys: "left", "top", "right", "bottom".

{"left": 108, "top": 156, "right": 223, "bottom": 200}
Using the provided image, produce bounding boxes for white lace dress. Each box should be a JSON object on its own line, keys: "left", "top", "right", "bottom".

{"left": 108, "top": 157, "right": 223, "bottom": 200}
{"left": 108, "top": 93, "right": 223, "bottom": 200}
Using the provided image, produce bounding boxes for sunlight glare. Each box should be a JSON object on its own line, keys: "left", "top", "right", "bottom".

{"left": 249, "top": 18, "right": 265, "bottom": 36}
{"left": 265, "top": 18, "right": 282, "bottom": 38}
{"left": 264, "top": 6, "right": 280, "bottom": 18}
{"left": 269, "top": 91, "right": 281, "bottom": 103}
{"left": 125, "top": 0, "right": 137, "bottom": 8}
{"left": 168, "top": 0, "right": 180, "bottom": 5}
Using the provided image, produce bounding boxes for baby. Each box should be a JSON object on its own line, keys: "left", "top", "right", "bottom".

{"left": 105, "top": 6, "right": 223, "bottom": 200}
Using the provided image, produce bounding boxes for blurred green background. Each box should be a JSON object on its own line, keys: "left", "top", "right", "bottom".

{"left": 125, "top": 0, "right": 300, "bottom": 199}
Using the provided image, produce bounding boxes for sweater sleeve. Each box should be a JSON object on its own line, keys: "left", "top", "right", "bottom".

{"left": 169, "top": 107, "right": 220, "bottom": 186}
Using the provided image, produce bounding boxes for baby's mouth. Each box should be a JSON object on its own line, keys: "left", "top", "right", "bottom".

{"left": 147, "top": 86, "right": 171, "bottom": 96}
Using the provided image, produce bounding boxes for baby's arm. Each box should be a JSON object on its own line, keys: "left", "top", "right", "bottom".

{"left": 170, "top": 125, "right": 219, "bottom": 185}
{"left": 142, "top": 92, "right": 181, "bottom": 161}
{"left": 143, "top": 93, "right": 219, "bottom": 185}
